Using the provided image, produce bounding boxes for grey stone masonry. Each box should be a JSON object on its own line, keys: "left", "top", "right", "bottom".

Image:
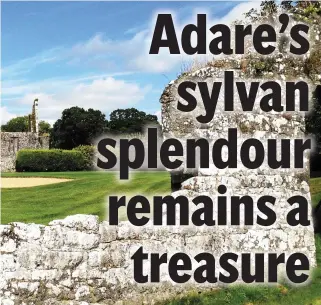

{"left": 1, "top": 132, "right": 49, "bottom": 172}
{"left": 0, "top": 213, "right": 317, "bottom": 305}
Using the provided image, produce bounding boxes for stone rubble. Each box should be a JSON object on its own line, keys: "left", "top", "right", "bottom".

{"left": 0, "top": 212, "right": 316, "bottom": 305}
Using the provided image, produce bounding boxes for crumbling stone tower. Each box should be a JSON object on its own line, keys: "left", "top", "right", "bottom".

{"left": 160, "top": 7, "right": 321, "bottom": 273}
{"left": 1, "top": 98, "right": 49, "bottom": 172}
{"left": 28, "top": 98, "right": 39, "bottom": 133}
{"left": 160, "top": 60, "right": 317, "bottom": 273}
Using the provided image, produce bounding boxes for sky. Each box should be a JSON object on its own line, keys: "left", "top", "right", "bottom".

{"left": 1, "top": 1, "right": 262, "bottom": 126}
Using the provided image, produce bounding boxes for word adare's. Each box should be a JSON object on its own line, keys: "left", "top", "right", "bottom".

{"left": 149, "top": 14, "right": 309, "bottom": 56}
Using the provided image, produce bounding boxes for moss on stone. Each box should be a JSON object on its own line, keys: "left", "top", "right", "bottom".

{"left": 305, "top": 49, "right": 321, "bottom": 81}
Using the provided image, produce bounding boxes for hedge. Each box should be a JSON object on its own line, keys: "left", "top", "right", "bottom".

{"left": 72, "top": 145, "right": 96, "bottom": 170}
{"left": 16, "top": 149, "right": 88, "bottom": 172}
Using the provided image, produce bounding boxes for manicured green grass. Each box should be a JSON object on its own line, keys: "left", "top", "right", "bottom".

{"left": 1, "top": 171, "right": 170, "bottom": 224}
{"left": 311, "top": 177, "right": 321, "bottom": 204}
{"left": 160, "top": 239, "right": 321, "bottom": 305}
{"left": 161, "top": 241, "right": 321, "bottom": 305}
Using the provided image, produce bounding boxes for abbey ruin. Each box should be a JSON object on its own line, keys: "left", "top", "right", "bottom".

{"left": 0, "top": 55, "right": 318, "bottom": 303}
{"left": 1, "top": 3, "right": 320, "bottom": 304}
{"left": 1, "top": 99, "right": 49, "bottom": 172}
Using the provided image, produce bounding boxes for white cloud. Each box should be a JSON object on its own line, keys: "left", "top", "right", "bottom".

{"left": 2, "top": 72, "right": 135, "bottom": 97}
{"left": 15, "top": 77, "right": 151, "bottom": 123}
{"left": 2, "top": 2, "right": 261, "bottom": 80}
{"left": 0, "top": 107, "right": 17, "bottom": 125}
{"left": 130, "top": 1, "right": 262, "bottom": 73}
{"left": 2, "top": 47, "right": 63, "bottom": 78}
{"left": 1, "top": 2, "right": 261, "bottom": 124}
{"left": 154, "top": 110, "right": 161, "bottom": 122}
{"left": 70, "top": 33, "right": 112, "bottom": 56}
{"left": 65, "top": 1, "right": 262, "bottom": 74}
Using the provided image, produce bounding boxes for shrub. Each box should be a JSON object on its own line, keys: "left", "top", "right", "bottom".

{"left": 73, "top": 145, "right": 96, "bottom": 170}
{"left": 16, "top": 149, "right": 87, "bottom": 172}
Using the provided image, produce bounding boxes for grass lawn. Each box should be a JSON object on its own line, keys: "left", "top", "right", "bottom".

{"left": 1, "top": 172, "right": 321, "bottom": 304}
{"left": 160, "top": 237, "right": 321, "bottom": 305}
{"left": 1, "top": 171, "right": 170, "bottom": 224}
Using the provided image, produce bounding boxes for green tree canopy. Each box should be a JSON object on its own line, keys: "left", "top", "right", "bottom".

{"left": 245, "top": 1, "right": 321, "bottom": 22}
{"left": 108, "top": 108, "right": 159, "bottom": 134}
{"left": 38, "top": 121, "right": 52, "bottom": 135}
{"left": 50, "top": 106, "right": 108, "bottom": 149}
{"left": 1, "top": 116, "right": 29, "bottom": 132}
{"left": 1, "top": 116, "right": 51, "bottom": 134}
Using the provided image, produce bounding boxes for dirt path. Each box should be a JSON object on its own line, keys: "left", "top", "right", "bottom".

{"left": 1, "top": 177, "right": 71, "bottom": 188}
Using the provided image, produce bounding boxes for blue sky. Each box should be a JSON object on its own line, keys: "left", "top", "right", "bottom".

{"left": 1, "top": 1, "right": 260, "bottom": 125}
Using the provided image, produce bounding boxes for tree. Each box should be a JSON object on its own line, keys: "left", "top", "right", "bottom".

{"left": 50, "top": 106, "right": 107, "bottom": 149}
{"left": 38, "top": 121, "right": 51, "bottom": 135}
{"left": 244, "top": 1, "right": 278, "bottom": 22}
{"left": 245, "top": 1, "right": 321, "bottom": 23}
{"left": 1, "top": 116, "right": 52, "bottom": 134}
{"left": 108, "top": 108, "right": 159, "bottom": 134}
{"left": 1, "top": 116, "right": 29, "bottom": 132}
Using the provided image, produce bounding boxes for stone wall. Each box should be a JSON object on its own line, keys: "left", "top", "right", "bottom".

{"left": 1, "top": 12, "right": 320, "bottom": 304}
{"left": 1, "top": 132, "right": 49, "bottom": 172}
{"left": 0, "top": 213, "right": 316, "bottom": 305}
{"left": 0, "top": 66, "right": 318, "bottom": 305}
{"left": 0, "top": 65, "right": 318, "bottom": 304}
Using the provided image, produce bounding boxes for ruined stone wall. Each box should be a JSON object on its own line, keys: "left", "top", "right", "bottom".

{"left": 0, "top": 66, "right": 318, "bottom": 305}
{"left": 161, "top": 65, "right": 316, "bottom": 260}
{"left": 1, "top": 132, "right": 49, "bottom": 172}
{"left": 1, "top": 9, "right": 320, "bottom": 304}
{"left": 0, "top": 213, "right": 316, "bottom": 305}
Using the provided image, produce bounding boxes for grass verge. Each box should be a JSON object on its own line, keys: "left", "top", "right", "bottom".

{"left": 1, "top": 171, "right": 170, "bottom": 224}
